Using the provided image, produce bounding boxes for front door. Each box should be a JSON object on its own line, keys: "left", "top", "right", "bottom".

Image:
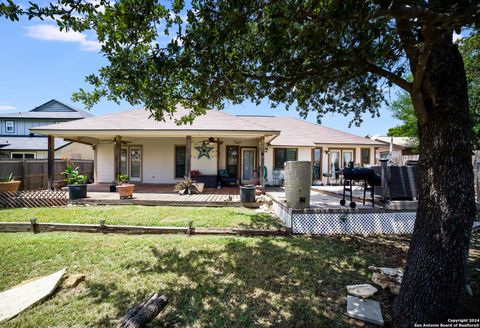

{"left": 241, "top": 148, "right": 256, "bottom": 184}
{"left": 129, "top": 147, "right": 142, "bottom": 182}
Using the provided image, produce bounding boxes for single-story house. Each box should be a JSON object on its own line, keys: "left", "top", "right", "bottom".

{"left": 31, "top": 106, "right": 383, "bottom": 187}
{"left": 0, "top": 99, "right": 94, "bottom": 160}
{"left": 368, "top": 135, "right": 418, "bottom": 165}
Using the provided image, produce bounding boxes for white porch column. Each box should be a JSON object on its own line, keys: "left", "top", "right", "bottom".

{"left": 186, "top": 136, "right": 192, "bottom": 179}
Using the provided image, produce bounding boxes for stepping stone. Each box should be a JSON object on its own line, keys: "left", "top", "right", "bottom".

{"left": 346, "top": 284, "right": 377, "bottom": 298}
{"left": 347, "top": 295, "right": 384, "bottom": 326}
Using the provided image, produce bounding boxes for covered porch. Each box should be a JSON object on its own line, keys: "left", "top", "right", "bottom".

{"left": 43, "top": 132, "right": 273, "bottom": 190}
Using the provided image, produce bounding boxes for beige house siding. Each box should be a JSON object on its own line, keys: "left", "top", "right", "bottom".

{"left": 95, "top": 143, "right": 115, "bottom": 183}
{"left": 93, "top": 139, "right": 377, "bottom": 185}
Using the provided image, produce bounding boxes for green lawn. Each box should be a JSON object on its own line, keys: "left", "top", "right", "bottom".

{"left": 0, "top": 233, "right": 414, "bottom": 328}
{"left": 0, "top": 206, "right": 281, "bottom": 229}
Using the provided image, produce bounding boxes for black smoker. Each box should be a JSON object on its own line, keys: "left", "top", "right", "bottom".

{"left": 341, "top": 162, "right": 381, "bottom": 208}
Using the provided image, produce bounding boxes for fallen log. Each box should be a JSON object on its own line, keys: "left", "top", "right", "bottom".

{"left": 117, "top": 294, "right": 168, "bottom": 328}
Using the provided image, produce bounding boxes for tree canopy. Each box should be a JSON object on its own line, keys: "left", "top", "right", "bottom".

{"left": 387, "top": 34, "right": 480, "bottom": 147}
{"left": 1, "top": 1, "right": 478, "bottom": 125}
{"left": 2, "top": 1, "right": 480, "bottom": 326}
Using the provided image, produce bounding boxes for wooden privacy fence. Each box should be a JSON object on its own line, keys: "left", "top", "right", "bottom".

{"left": 0, "top": 159, "right": 93, "bottom": 190}
{"left": 0, "top": 190, "right": 68, "bottom": 208}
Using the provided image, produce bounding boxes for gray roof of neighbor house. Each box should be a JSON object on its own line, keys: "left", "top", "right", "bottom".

{"left": 369, "top": 135, "right": 417, "bottom": 148}
{"left": 30, "top": 106, "right": 279, "bottom": 134}
{"left": 239, "top": 115, "right": 384, "bottom": 146}
{"left": 0, "top": 136, "right": 70, "bottom": 151}
{"left": 0, "top": 99, "right": 93, "bottom": 119}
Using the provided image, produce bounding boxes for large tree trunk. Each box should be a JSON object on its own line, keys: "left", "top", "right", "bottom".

{"left": 393, "top": 35, "right": 476, "bottom": 326}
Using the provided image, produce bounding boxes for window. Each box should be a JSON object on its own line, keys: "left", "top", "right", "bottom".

{"left": 175, "top": 146, "right": 186, "bottom": 179}
{"left": 11, "top": 152, "right": 35, "bottom": 159}
{"left": 361, "top": 148, "right": 371, "bottom": 165}
{"left": 120, "top": 148, "right": 128, "bottom": 175}
{"left": 329, "top": 150, "right": 341, "bottom": 179}
{"left": 130, "top": 148, "right": 141, "bottom": 179}
{"left": 312, "top": 148, "right": 322, "bottom": 180}
{"left": 342, "top": 150, "right": 354, "bottom": 167}
{"left": 5, "top": 121, "right": 14, "bottom": 133}
{"left": 274, "top": 148, "right": 297, "bottom": 169}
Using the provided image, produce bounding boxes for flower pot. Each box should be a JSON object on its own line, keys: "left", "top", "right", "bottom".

{"left": 68, "top": 184, "right": 87, "bottom": 200}
{"left": 0, "top": 180, "right": 21, "bottom": 192}
{"left": 195, "top": 182, "right": 205, "bottom": 193}
{"left": 116, "top": 184, "right": 135, "bottom": 199}
{"left": 109, "top": 184, "right": 117, "bottom": 192}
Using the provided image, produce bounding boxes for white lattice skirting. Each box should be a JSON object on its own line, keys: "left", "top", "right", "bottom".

{"left": 272, "top": 202, "right": 415, "bottom": 235}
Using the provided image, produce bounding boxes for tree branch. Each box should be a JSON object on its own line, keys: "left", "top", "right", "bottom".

{"left": 364, "top": 62, "right": 412, "bottom": 92}
{"left": 395, "top": 17, "right": 419, "bottom": 72}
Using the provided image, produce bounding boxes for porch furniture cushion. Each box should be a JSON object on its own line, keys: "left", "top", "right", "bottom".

{"left": 218, "top": 170, "right": 237, "bottom": 186}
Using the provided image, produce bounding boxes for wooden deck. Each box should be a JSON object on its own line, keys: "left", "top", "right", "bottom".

{"left": 71, "top": 183, "right": 257, "bottom": 207}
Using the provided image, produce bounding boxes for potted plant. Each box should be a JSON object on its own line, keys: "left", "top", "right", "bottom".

{"left": 0, "top": 173, "right": 21, "bottom": 192}
{"left": 62, "top": 164, "right": 88, "bottom": 199}
{"left": 116, "top": 174, "right": 135, "bottom": 199}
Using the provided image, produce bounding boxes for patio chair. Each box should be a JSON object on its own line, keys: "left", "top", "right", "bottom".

{"left": 272, "top": 169, "right": 282, "bottom": 186}
{"left": 218, "top": 170, "right": 237, "bottom": 186}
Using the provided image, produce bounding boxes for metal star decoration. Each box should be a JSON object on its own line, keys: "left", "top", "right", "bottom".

{"left": 195, "top": 141, "right": 214, "bottom": 159}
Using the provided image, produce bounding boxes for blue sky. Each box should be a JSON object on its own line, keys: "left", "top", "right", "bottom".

{"left": 0, "top": 15, "right": 402, "bottom": 136}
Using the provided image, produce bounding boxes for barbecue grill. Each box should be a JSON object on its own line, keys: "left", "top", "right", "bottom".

{"left": 341, "top": 164, "right": 381, "bottom": 208}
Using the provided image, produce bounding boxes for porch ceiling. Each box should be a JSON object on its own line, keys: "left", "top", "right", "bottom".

{"left": 35, "top": 130, "right": 278, "bottom": 142}
{"left": 59, "top": 133, "right": 269, "bottom": 146}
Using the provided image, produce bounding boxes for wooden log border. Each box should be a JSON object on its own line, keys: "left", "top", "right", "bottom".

{"left": 0, "top": 221, "right": 287, "bottom": 237}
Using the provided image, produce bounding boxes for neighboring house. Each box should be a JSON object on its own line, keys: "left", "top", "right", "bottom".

{"left": 369, "top": 135, "right": 418, "bottom": 164}
{"left": 0, "top": 99, "right": 94, "bottom": 160}
{"left": 31, "top": 106, "right": 383, "bottom": 186}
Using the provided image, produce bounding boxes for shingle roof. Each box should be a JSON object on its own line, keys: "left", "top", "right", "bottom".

{"left": 31, "top": 105, "right": 277, "bottom": 133}
{"left": 30, "top": 105, "right": 382, "bottom": 146}
{"left": 239, "top": 116, "right": 383, "bottom": 146}
{"left": 0, "top": 99, "right": 93, "bottom": 119}
{"left": 0, "top": 137, "right": 70, "bottom": 151}
{"left": 370, "top": 135, "right": 417, "bottom": 148}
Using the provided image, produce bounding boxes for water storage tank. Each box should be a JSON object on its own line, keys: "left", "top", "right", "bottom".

{"left": 284, "top": 161, "right": 312, "bottom": 209}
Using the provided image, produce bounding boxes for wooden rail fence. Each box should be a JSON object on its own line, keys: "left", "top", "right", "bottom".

{"left": 0, "top": 220, "right": 288, "bottom": 236}
{"left": 0, "top": 159, "right": 93, "bottom": 190}
{"left": 0, "top": 190, "right": 68, "bottom": 208}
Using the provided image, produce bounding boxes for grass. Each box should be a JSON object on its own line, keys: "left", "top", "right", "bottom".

{"left": 0, "top": 233, "right": 415, "bottom": 328}
{"left": 0, "top": 206, "right": 281, "bottom": 229}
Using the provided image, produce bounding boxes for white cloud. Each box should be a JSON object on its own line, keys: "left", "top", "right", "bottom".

{"left": 24, "top": 24, "right": 101, "bottom": 51}
{"left": 453, "top": 31, "right": 463, "bottom": 43}
{"left": 0, "top": 105, "right": 16, "bottom": 111}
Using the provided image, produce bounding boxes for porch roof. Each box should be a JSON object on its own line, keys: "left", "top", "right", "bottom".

{"left": 240, "top": 116, "right": 384, "bottom": 147}
{"left": 30, "top": 105, "right": 279, "bottom": 139}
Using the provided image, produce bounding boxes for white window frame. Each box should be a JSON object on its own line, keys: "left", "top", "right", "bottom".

{"left": 5, "top": 120, "right": 15, "bottom": 133}
{"left": 10, "top": 152, "right": 36, "bottom": 159}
